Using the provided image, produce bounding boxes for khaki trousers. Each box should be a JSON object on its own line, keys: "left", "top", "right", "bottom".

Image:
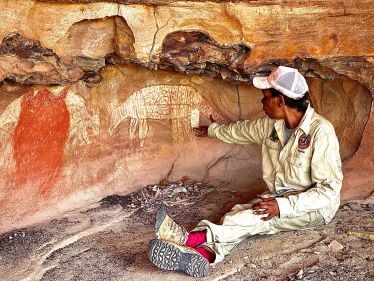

{"left": 192, "top": 200, "right": 325, "bottom": 263}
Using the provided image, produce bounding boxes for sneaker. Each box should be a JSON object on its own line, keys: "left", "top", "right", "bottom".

{"left": 147, "top": 238, "right": 210, "bottom": 277}
{"left": 155, "top": 208, "right": 188, "bottom": 245}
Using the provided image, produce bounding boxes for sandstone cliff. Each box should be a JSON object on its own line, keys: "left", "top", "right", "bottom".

{"left": 0, "top": 0, "right": 372, "bottom": 233}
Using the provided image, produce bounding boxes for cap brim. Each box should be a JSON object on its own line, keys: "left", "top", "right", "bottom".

{"left": 253, "top": 76, "right": 272, "bottom": 89}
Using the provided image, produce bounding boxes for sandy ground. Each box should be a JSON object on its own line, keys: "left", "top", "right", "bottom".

{"left": 0, "top": 180, "right": 373, "bottom": 281}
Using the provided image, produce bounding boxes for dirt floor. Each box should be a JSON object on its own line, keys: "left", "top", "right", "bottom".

{"left": 0, "top": 179, "right": 373, "bottom": 281}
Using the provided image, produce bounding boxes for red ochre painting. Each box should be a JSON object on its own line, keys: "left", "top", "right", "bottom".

{"left": 12, "top": 88, "right": 70, "bottom": 195}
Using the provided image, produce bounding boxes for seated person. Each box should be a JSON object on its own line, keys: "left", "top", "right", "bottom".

{"left": 147, "top": 66, "right": 343, "bottom": 277}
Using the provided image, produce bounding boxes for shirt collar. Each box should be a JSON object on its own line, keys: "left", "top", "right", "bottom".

{"left": 273, "top": 102, "right": 314, "bottom": 136}
{"left": 297, "top": 103, "right": 314, "bottom": 135}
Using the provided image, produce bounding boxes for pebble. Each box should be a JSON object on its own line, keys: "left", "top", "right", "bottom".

{"left": 328, "top": 240, "right": 344, "bottom": 252}
{"left": 154, "top": 189, "right": 161, "bottom": 198}
{"left": 342, "top": 205, "right": 351, "bottom": 211}
{"left": 296, "top": 269, "right": 303, "bottom": 279}
{"left": 172, "top": 187, "right": 188, "bottom": 196}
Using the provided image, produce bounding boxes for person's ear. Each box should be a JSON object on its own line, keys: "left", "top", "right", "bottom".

{"left": 277, "top": 95, "right": 285, "bottom": 107}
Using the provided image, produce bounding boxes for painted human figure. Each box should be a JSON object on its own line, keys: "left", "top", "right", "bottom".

{"left": 147, "top": 66, "right": 343, "bottom": 277}
{"left": 0, "top": 85, "right": 100, "bottom": 195}
{"left": 12, "top": 87, "right": 70, "bottom": 195}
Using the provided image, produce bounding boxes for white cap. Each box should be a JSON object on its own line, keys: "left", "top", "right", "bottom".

{"left": 253, "top": 66, "right": 309, "bottom": 100}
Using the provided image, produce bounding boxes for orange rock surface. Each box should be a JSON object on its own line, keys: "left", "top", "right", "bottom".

{"left": 0, "top": 0, "right": 372, "bottom": 233}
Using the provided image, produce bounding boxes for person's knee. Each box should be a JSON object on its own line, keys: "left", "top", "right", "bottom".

{"left": 230, "top": 203, "right": 254, "bottom": 212}
{"left": 271, "top": 211, "right": 325, "bottom": 231}
{"left": 306, "top": 211, "right": 325, "bottom": 228}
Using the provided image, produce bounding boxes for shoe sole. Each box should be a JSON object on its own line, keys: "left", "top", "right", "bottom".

{"left": 148, "top": 239, "right": 210, "bottom": 277}
{"left": 155, "top": 208, "right": 167, "bottom": 236}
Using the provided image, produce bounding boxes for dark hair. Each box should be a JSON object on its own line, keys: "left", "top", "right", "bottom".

{"left": 269, "top": 88, "right": 309, "bottom": 113}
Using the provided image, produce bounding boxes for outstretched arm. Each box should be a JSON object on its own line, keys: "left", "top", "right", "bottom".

{"left": 194, "top": 115, "right": 270, "bottom": 145}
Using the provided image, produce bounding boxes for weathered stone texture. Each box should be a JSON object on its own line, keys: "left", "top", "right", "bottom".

{"left": 159, "top": 30, "right": 251, "bottom": 80}
{"left": 0, "top": 32, "right": 83, "bottom": 84}
{"left": 0, "top": 0, "right": 373, "bottom": 232}
{"left": 308, "top": 76, "right": 371, "bottom": 162}
{"left": 1, "top": 0, "right": 372, "bottom": 84}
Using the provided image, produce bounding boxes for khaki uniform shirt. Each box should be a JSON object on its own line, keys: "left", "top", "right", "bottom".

{"left": 208, "top": 104, "right": 343, "bottom": 223}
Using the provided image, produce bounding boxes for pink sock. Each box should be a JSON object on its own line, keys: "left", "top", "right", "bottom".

{"left": 186, "top": 231, "right": 207, "bottom": 248}
{"left": 196, "top": 247, "right": 216, "bottom": 263}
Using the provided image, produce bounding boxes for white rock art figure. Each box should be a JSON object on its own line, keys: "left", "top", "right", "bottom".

{"left": 0, "top": 97, "right": 21, "bottom": 172}
{"left": 108, "top": 85, "right": 226, "bottom": 147}
{"left": 65, "top": 91, "right": 101, "bottom": 154}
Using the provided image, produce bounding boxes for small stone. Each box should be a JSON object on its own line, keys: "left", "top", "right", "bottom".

{"left": 329, "top": 271, "right": 337, "bottom": 276}
{"left": 296, "top": 269, "right": 303, "bottom": 279}
{"left": 154, "top": 189, "right": 161, "bottom": 198}
{"left": 152, "top": 185, "right": 158, "bottom": 191}
{"left": 172, "top": 187, "right": 188, "bottom": 196}
{"left": 9, "top": 236, "right": 12, "bottom": 240}
{"left": 328, "top": 240, "right": 344, "bottom": 252}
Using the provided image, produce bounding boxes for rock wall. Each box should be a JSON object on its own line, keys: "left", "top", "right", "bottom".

{"left": 0, "top": 0, "right": 373, "bottom": 233}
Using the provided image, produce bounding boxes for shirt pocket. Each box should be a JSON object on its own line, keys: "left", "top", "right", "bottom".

{"left": 285, "top": 154, "right": 312, "bottom": 186}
